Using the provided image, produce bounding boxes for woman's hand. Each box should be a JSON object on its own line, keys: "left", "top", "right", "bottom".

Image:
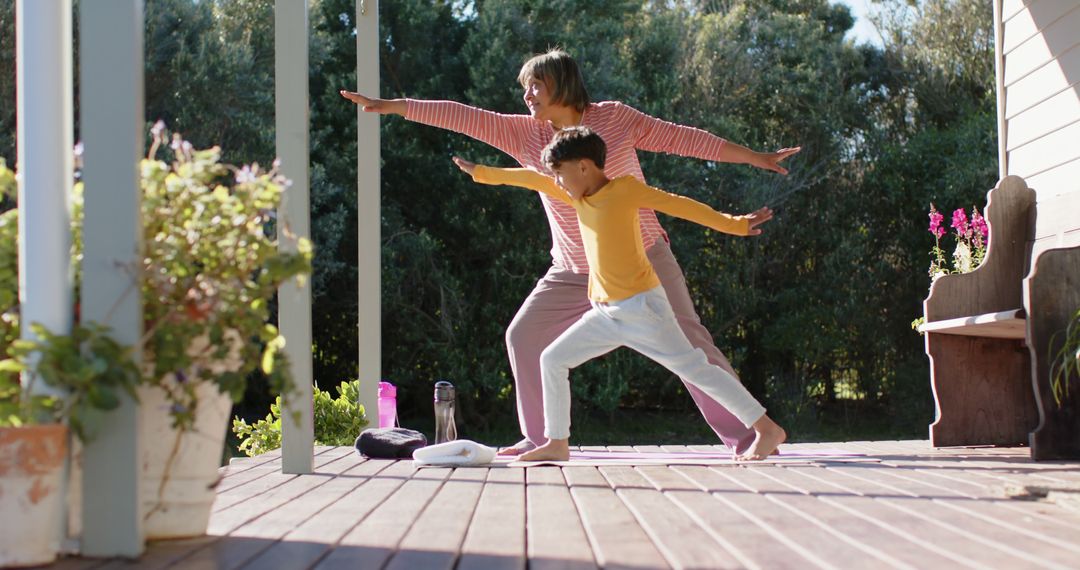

{"left": 452, "top": 156, "right": 477, "bottom": 176}
{"left": 339, "top": 90, "right": 406, "bottom": 116}
{"left": 754, "top": 147, "right": 802, "bottom": 175}
{"left": 744, "top": 206, "right": 774, "bottom": 235}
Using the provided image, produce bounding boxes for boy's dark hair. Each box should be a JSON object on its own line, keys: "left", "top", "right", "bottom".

{"left": 518, "top": 49, "right": 590, "bottom": 112}
{"left": 541, "top": 126, "right": 607, "bottom": 169}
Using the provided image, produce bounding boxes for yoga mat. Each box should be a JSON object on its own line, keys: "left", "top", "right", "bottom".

{"left": 568, "top": 449, "right": 865, "bottom": 460}
{"left": 502, "top": 448, "right": 878, "bottom": 467}
{"left": 415, "top": 448, "right": 878, "bottom": 468}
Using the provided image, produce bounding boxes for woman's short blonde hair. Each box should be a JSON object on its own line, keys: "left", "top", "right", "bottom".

{"left": 518, "top": 49, "right": 590, "bottom": 112}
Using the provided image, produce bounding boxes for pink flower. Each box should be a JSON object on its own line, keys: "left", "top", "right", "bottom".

{"left": 951, "top": 208, "right": 970, "bottom": 238}
{"left": 970, "top": 207, "right": 988, "bottom": 250}
{"left": 970, "top": 207, "right": 988, "bottom": 240}
{"left": 928, "top": 205, "right": 945, "bottom": 239}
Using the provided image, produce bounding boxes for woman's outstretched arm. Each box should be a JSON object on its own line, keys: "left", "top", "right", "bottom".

{"left": 618, "top": 102, "right": 801, "bottom": 174}
{"left": 341, "top": 90, "right": 538, "bottom": 163}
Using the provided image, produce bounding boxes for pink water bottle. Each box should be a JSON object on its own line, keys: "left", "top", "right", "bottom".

{"left": 377, "top": 381, "right": 397, "bottom": 428}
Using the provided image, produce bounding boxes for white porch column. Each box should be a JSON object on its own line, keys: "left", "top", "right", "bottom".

{"left": 15, "top": 0, "right": 73, "bottom": 391}
{"left": 993, "top": 0, "right": 1007, "bottom": 179}
{"left": 356, "top": 0, "right": 380, "bottom": 426}
{"left": 78, "top": 0, "right": 145, "bottom": 556}
{"left": 276, "top": 0, "right": 314, "bottom": 474}
{"left": 15, "top": 0, "right": 74, "bottom": 556}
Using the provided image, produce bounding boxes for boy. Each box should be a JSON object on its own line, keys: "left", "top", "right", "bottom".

{"left": 452, "top": 126, "right": 786, "bottom": 462}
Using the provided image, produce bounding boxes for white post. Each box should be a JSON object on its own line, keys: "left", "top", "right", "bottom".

{"left": 15, "top": 0, "right": 73, "bottom": 392}
{"left": 276, "top": 0, "right": 314, "bottom": 474}
{"left": 993, "top": 0, "right": 1007, "bottom": 179}
{"left": 16, "top": 0, "right": 74, "bottom": 556}
{"left": 356, "top": 0, "right": 380, "bottom": 428}
{"left": 78, "top": 0, "right": 145, "bottom": 556}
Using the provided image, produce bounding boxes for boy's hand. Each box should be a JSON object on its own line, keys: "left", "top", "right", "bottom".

{"left": 744, "top": 207, "right": 774, "bottom": 235}
{"left": 452, "top": 156, "right": 477, "bottom": 176}
{"left": 754, "top": 147, "right": 801, "bottom": 175}
{"left": 339, "top": 90, "right": 406, "bottom": 116}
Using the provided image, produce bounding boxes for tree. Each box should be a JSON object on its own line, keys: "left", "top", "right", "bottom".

{"left": 0, "top": 0, "right": 1000, "bottom": 442}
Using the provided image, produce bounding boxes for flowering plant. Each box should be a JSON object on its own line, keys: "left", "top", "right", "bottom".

{"left": 1, "top": 160, "right": 140, "bottom": 441}
{"left": 0, "top": 123, "right": 313, "bottom": 433}
{"left": 927, "top": 204, "right": 989, "bottom": 279}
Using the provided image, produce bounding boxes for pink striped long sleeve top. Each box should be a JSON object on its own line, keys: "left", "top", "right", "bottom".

{"left": 406, "top": 99, "right": 729, "bottom": 274}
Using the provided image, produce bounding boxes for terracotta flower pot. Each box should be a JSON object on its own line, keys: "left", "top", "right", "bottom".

{"left": 0, "top": 424, "right": 68, "bottom": 567}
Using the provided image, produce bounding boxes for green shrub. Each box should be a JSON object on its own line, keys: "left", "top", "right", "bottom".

{"left": 232, "top": 379, "right": 368, "bottom": 456}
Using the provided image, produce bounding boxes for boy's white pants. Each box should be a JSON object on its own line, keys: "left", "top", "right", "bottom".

{"left": 539, "top": 286, "right": 766, "bottom": 440}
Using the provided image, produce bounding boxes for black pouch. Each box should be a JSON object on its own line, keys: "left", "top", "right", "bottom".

{"left": 354, "top": 427, "right": 428, "bottom": 458}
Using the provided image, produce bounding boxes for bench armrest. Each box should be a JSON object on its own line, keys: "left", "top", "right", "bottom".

{"left": 924, "top": 176, "right": 1035, "bottom": 322}
{"left": 918, "top": 309, "right": 1025, "bottom": 339}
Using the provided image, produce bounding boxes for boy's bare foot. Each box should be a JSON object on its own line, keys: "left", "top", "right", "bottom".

{"left": 497, "top": 438, "right": 538, "bottom": 456}
{"left": 517, "top": 438, "right": 570, "bottom": 462}
{"left": 736, "top": 415, "right": 787, "bottom": 461}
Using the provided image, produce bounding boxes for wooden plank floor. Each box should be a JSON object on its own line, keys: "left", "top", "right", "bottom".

{"left": 45, "top": 440, "right": 1080, "bottom": 569}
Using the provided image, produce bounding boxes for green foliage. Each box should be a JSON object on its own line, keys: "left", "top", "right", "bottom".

{"left": 1050, "top": 308, "right": 1080, "bottom": 407}
{"left": 0, "top": 122, "right": 313, "bottom": 432}
{"left": 138, "top": 126, "right": 312, "bottom": 428}
{"left": 232, "top": 379, "right": 369, "bottom": 456}
{"left": 1, "top": 322, "right": 139, "bottom": 442}
{"left": 0, "top": 159, "right": 15, "bottom": 367}
{"left": 0, "top": 1, "right": 13, "bottom": 161}
{"left": 144, "top": 0, "right": 276, "bottom": 164}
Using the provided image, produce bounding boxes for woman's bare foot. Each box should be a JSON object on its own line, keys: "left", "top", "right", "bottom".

{"left": 517, "top": 438, "right": 570, "bottom": 462}
{"left": 736, "top": 415, "right": 787, "bottom": 461}
{"left": 497, "top": 438, "right": 538, "bottom": 456}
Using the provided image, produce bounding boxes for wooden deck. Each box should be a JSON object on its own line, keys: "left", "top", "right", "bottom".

{"left": 48, "top": 440, "right": 1080, "bottom": 569}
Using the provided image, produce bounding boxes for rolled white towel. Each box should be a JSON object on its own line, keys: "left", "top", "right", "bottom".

{"left": 412, "top": 439, "right": 497, "bottom": 467}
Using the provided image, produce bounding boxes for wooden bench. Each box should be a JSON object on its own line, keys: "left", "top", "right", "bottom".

{"left": 920, "top": 176, "right": 1080, "bottom": 459}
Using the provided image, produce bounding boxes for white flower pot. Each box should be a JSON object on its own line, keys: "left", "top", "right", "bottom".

{"left": 139, "top": 329, "right": 244, "bottom": 539}
{"left": 0, "top": 424, "right": 68, "bottom": 567}
{"left": 139, "top": 380, "right": 232, "bottom": 540}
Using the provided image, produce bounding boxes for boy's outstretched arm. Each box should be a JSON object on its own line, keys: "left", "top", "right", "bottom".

{"left": 452, "top": 157, "right": 572, "bottom": 206}
{"left": 634, "top": 183, "right": 773, "bottom": 237}
{"left": 339, "top": 91, "right": 407, "bottom": 116}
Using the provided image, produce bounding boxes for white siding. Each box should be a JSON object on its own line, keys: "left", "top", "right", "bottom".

{"left": 1004, "top": 43, "right": 1080, "bottom": 119}
{"left": 999, "top": 0, "right": 1080, "bottom": 255}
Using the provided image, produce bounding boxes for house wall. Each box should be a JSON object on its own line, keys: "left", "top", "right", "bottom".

{"left": 999, "top": 0, "right": 1080, "bottom": 258}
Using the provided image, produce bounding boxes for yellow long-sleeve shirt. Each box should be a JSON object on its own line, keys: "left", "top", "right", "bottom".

{"left": 472, "top": 165, "right": 751, "bottom": 302}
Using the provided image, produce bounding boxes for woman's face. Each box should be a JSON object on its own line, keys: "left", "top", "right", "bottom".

{"left": 522, "top": 77, "right": 555, "bottom": 121}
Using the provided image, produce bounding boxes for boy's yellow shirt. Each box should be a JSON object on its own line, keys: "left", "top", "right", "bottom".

{"left": 472, "top": 165, "right": 751, "bottom": 302}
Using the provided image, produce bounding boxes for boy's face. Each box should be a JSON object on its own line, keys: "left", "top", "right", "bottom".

{"left": 551, "top": 160, "right": 590, "bottom": 200}
{"left": 522, "top": 77, "right": 555, "bottom": 121}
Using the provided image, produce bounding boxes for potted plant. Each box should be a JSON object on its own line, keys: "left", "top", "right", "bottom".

{"left": 0, "top": 122, "right": 313, "bottom": 542}
{"left": 133, "top": 125, "right": 312, "bottom": 538}
{"left": 0, "top": 160, "right": 141, "bottom": 566}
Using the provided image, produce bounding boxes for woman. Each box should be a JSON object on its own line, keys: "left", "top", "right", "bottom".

{"left": 341, "top": 49, "right": 799, "bottom": 456}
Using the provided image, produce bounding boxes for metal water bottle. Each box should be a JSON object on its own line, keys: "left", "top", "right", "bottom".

{"left": 433, "top": 381, "right": 457, "bottom": 444}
